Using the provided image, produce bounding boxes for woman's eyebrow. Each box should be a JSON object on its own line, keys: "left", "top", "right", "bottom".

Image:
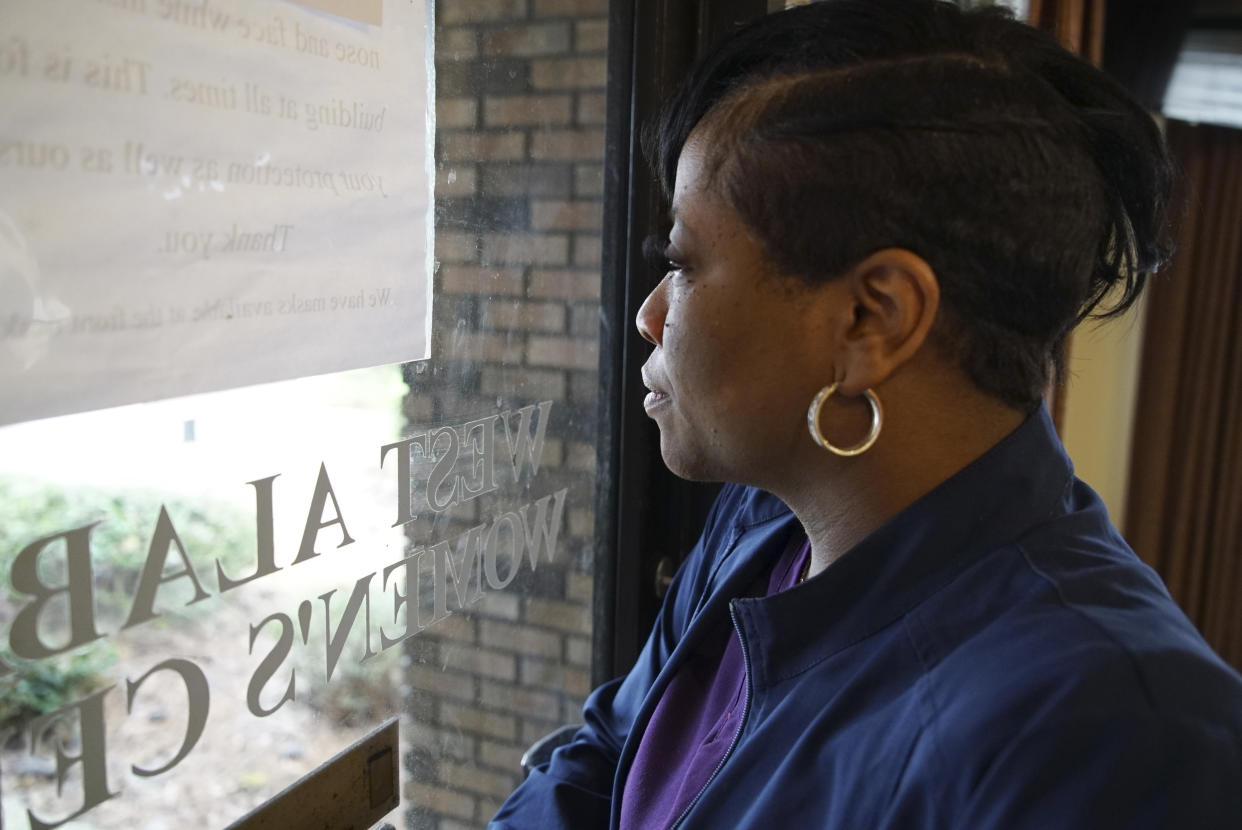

{"left": 668, "top": 211, "right": 696, "bottom": 245}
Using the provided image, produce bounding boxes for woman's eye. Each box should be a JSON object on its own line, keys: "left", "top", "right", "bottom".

{"left": 641, "top": 234, "right": 679, "bottom": 275}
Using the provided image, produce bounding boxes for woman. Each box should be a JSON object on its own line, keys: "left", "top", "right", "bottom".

{"left": 493, "top": 1, "right": 1242, "bottom": 827}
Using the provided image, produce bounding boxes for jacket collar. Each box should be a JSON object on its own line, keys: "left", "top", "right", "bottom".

{"left": 731, "top": 405, "right": 1074, "bottom": 689}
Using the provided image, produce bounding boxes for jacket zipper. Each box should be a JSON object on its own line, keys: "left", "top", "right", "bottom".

{"left": 668, "top": 599, "right": 753, "bottom": 830}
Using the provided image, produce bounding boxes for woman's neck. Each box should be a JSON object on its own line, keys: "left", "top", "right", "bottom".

{"left": 775, "top": 382, "right": 1027, "bottom": 581}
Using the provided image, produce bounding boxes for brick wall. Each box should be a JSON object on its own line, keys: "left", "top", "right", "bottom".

{"left": 401, "top": 1, "right": 608, "bottom": 827}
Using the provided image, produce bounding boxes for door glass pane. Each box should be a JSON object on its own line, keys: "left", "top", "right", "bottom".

{"left": 0, "top": 1, "right": 607, "bottom": 827}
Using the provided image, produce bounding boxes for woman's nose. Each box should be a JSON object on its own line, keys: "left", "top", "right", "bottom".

{"left": 636, "top": 279, "right": 667, "bottom": 346}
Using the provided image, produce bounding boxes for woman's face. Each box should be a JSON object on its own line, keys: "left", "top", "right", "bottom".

{"left": 636, "top": 138, "right": 844, "bottom": 484}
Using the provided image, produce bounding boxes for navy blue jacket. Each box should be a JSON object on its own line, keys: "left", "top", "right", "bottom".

{"left": 492, "top": 408, "right": 1242, "bottom": 828}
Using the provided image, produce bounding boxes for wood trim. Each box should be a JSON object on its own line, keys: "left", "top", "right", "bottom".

{"left": 227, "top": 718, "right": 399, "bottom": 830}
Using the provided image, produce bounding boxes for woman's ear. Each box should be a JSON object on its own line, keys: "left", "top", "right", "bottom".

{"left": 833, "top": 248, "right": 940, "bottom": 394}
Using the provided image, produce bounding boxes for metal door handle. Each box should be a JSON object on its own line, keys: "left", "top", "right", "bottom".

{"left": 655, "top": 556, "right": 678, "bottom": 598}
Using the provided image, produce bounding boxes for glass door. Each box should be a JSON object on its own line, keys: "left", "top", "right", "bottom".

{"left": 1, "top": 1, "right": 609, "bottom": 827}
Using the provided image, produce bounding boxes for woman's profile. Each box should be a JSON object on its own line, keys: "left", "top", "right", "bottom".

{"left": 492, "top": 1, "right": 1242, "bottom": 827}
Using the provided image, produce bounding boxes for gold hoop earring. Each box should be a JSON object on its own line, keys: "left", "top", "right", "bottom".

{"left": 806, "top": 382, "right": 883, "bottom": 456}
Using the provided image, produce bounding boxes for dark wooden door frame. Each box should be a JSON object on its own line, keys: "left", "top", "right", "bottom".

{"left": 594, "top": 0, "right": 770, "bottom": 685}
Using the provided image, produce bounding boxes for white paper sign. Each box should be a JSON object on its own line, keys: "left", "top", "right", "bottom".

{"left": 0, "top": 0, "right": 433, "bottom": 426}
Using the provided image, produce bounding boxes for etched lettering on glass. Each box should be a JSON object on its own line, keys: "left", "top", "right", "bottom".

{"left": 1, "top": 401, "right": 568, "bottom": 825}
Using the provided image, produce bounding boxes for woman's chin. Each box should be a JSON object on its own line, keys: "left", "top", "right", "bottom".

{"left": 657, "top": 436, "right": 717, "bottom": 483}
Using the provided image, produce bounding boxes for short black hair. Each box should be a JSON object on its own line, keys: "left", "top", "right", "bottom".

{"left": 644, "top": 0, "right": 1174, "bottom": 410}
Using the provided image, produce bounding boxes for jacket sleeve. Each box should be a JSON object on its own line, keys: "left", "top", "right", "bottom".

{"left": 958, "top": 709, "right": 1242, "bottom": 829}
{"left": 488, "top": 486, "right": 741, "bottom": 829}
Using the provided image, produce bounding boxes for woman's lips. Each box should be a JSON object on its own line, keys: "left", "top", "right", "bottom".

{"left": 641, "top": 367, "right": 670, "bottom": 413}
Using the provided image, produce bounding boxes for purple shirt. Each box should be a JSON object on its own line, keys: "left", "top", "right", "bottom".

{"left": 618, "top": 537, "right": 811, "bottom": 829}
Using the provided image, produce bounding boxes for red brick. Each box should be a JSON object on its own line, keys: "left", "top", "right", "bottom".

{"left": 570, "top": 302, "right": 598, "bottom": 337}
{"left": 480, "top": 619, "right": 564, "bottom": 658}
{"left": 480, "top": 366, "right": 566, "bottom": 400}
{"left": 538, "top": 437, "right": 564, "bottom": 466}
{"left": 523, "top": 597, "right": 591, "bottom": 633}
{"left": 441, "top": 702, "right": 518, "bottom": 740}
{"left": 484, "top": 94, "right": 573, "bottom": 127}
{"left": 482, "top": 299, "right": 566, "bottom": 332}
{"left": 573, "top": 163, "right": 604, "bottom": 197}
{"left": 575, "top": 19, "right": 608, "bottom": 53}
{"left": 528, "top": 335, "right": 598, "bottom": 370}
{"left": 438, "top": 97, "right": 478, "bottom": 129}
{"left": 476, "top": 590, "right": 522, "bottom": 621}
{"left": 407, "top": 664, "right": 476, "bottom": 700}
{"left": 440, "top": 0, "right": 527, "bottom": 24}
{"left": 436, "top": 232, "right": 479, "bottom": 263}
{"left": 480, "top": 162, "right": 573, "bottom": 197}
{"left": 570, "top": 364, "right": 601, "bottom": 403}
{"left": 480, "top": 680, "right": 562, "bottom": 718}
{"left": 529, "top": 269, "right": 601, "bottom": 300}
{"left": 529, "top": 129, "right": 605, "bottom": 161}
{"left": 440, "top": 265, "right": 524, "bottom": 295}
{"left": 441, "top": 759, "right": 520, "bottom": 799}
{"left": 565, "top": 570, "right": 593, "bottom": 603}
{"left": 441, "top": 131, "right": 526, "bottom": 162}
{"left": 453, "top": 332, "right": 524, "bottom": 364}
{"left": 479, "top": 739, "right": 525, "bottom": 771}
{"left": 574, "top": 234, "right": 602, "bottom": 268}
{"left": 403, "top": 722, "right": 474, "bottom": 760}
{"left": 521, "top": 716, "right": 567, "bottom": 746}
{"left": 576, "top": 92, "right": 606, "bottom": 126}
{"left": 454, "top": 646, "right": 518, "bottom": 681}
{"left": 531, "top": 57, "right": 607, "bottom": 89}
{"left": 531, "top": 200, "right": 603, "bottom": 231}
{"left": 562, "top": 698, "right": 585, "bottom": 723}
{"left": 569, "top": 507, "right": 594, "bottom": 537}
{"left": 410, "top": 783, "right": 475, "bottom": 820}
{"left": 423, "top": 611, "right": 478, "bottom": 644}
{"left": 535, "top": 0, "right": 607, "bottom": 15}
{"left": 483, "top": 23, "right": 571, "bottom": 56}
{"left": 566, "top": 634, "right": 591, "bottom": 667}
{"left": 482, "top": 232, "right": 570, "bottom": 265}
{"left": 439, "top": 27, "right": 479, "bottom": 61}
{"left": 520, "top": 658, "right": 592, "bottom": 697}
{"left": 566, "top": 440, "right": 595, "bottom": 472}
